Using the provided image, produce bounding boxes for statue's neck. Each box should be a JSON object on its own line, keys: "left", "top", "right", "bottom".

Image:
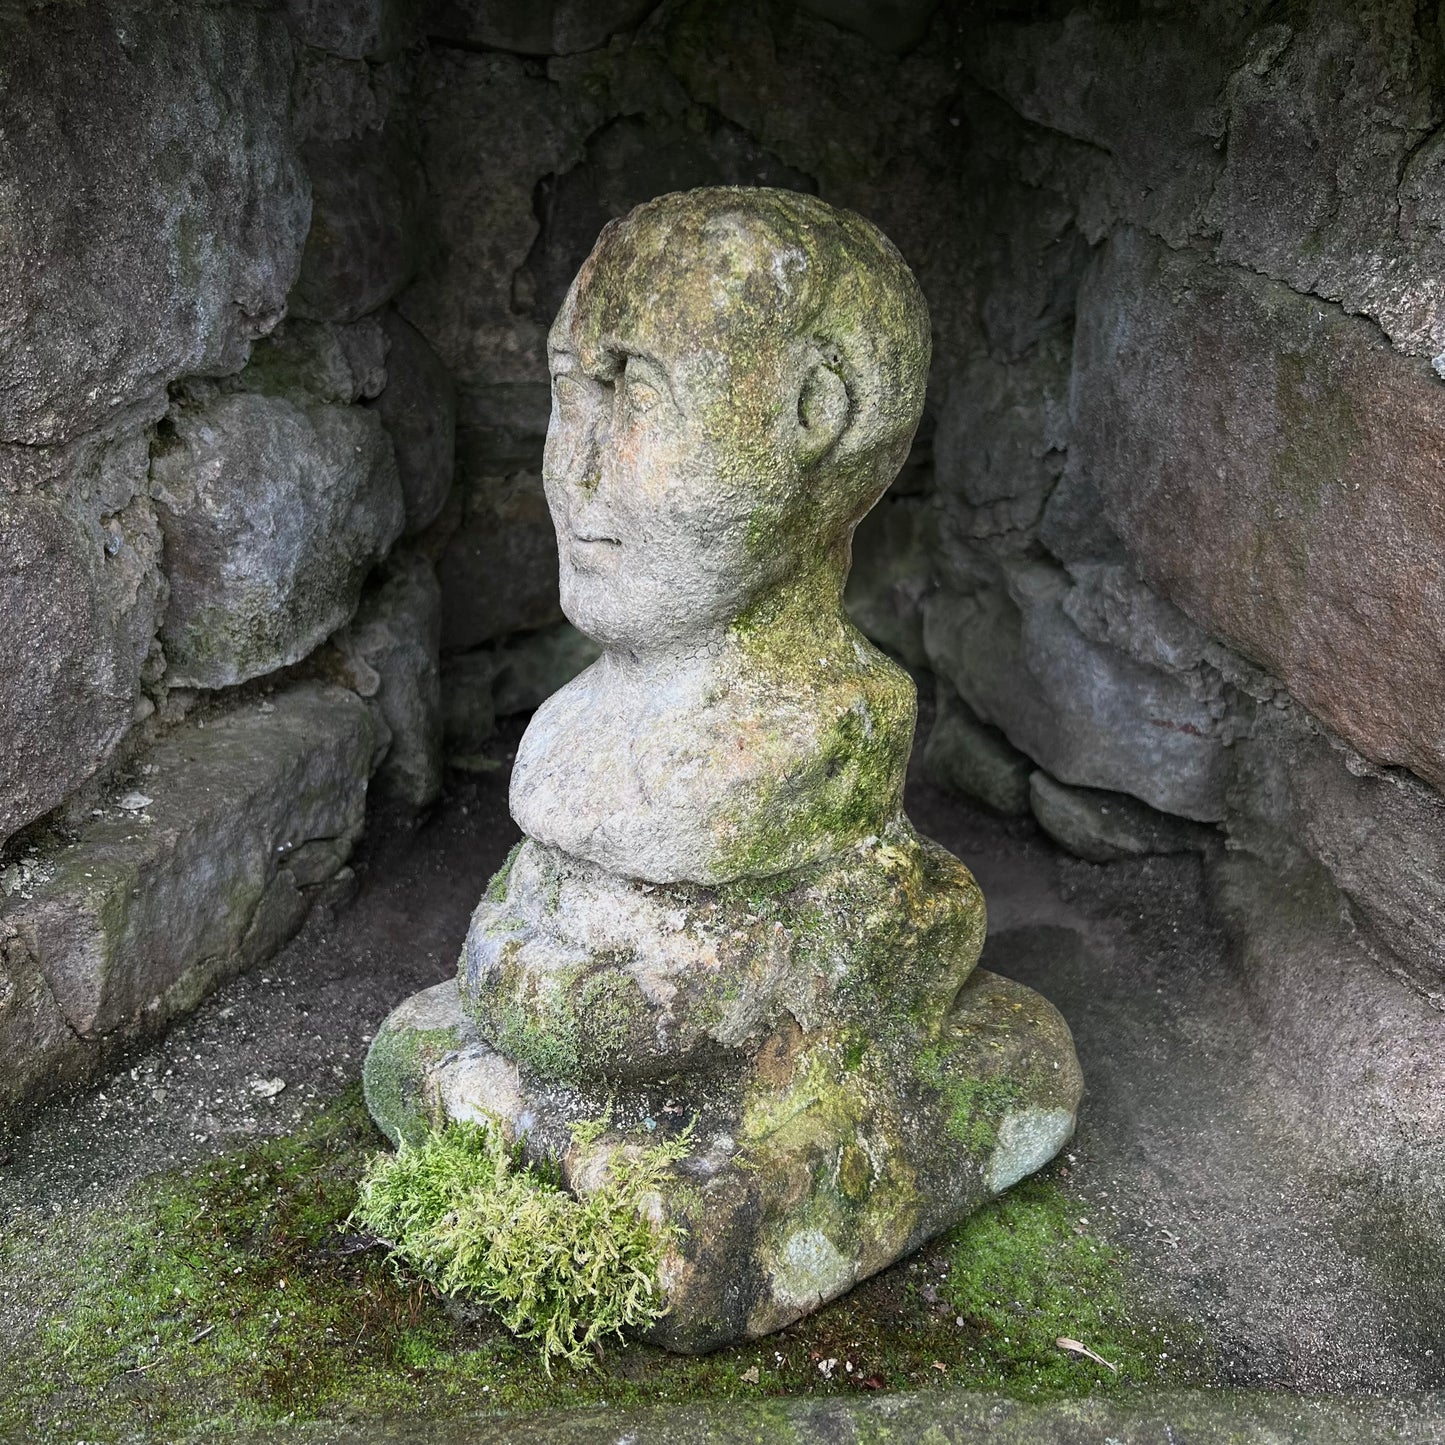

{"left": 597, "top": 562, "right": 851, "bottom": 689}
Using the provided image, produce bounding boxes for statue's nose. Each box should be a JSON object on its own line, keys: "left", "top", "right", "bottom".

{"left": 570, "top": 412, "right": 611, "bottom": 498}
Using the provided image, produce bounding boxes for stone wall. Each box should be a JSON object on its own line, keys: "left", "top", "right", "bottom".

{"left": 394, "top": 0, "right": 1445, "bottom": 1021}
{"left": 4, "top": 0, "right": 1443, "bottom": 1123}
{"left": 0, "top": 0, "right": 450, "bottom": 1121}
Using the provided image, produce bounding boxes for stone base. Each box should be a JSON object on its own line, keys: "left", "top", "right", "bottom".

{"left": 364, "top": 967, "right": 1081, "bottom": 1353}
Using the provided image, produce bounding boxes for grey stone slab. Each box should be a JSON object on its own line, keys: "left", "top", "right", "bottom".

{"left": 0, "top": 683, "right": 383, "bottom": 1121}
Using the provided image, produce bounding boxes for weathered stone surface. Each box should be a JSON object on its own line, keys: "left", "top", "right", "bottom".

{"left": 291, "top": 105, "right": 423, "bottom": 324}
{"left": 795, "top": 0, "right": 940, "bottom": 54}
{"left": 441, "top": 653, "right": 499, "bottom": 760}
{"left": 424, "top": 0, "right": 657, "bottom": 55}
{"left": 932, "top": 338, "right": 1070, "bottom": 556}
{"left": 398, "top": 51, "right": 589, "bottom": 401}
{"left": 1029, "top": 771, "right": 1216, "bottom": 864}
{"left": 0, "top": 492, "right": 161, "bottom": 848}
{"left": 0, "top": 1, "right": 309, "bottom": 445}
{"left": 368, "top": 961, "right": 1080, "bottom": 1352}
{"left": 241, "top": 318, "right": 388, "bottom": 405}
{"left": 845, "top": 495, "right": 930, "bottom": 667}
{"left": 1263, "top": 731, "right": 1445, "bottom": 1002}
{"left": 284, "top": 0, "right": 418, "bottom": 59}
{"left": 152, "top": 389, "right": 405, "bottom": 689}
{"left": 923, "top": 682, "right": 1032, "bottom": 817}
{"left": 371, "top": 312, "right": 457, "bottom": 534}
{"left": 1073, "top": 227, "right": 1445, "bottom": 794}
{"left": 924, "top": 559, "right": 1232, "bottom": 821}
{"left": 349, "top": 556, "right": 444, "bottom": 809}
{"left": 1204, "top": 3, "right": 1445, "bottom": 360}
{"left": 0, "top": 684, "right": 382, "bottom": 1117}
{"left": 437, "top": 471, "right": 563, "bottom": 651}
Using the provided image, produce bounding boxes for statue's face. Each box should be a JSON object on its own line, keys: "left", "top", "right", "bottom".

{"left": 542, "top": 220, "right": 811, "bottom": 653}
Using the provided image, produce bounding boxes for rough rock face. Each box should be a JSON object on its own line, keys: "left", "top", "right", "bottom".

{"left": 0, "top": 684, "right": 382, "bottom": 1119}
{"left": 368, "top": 188, "right": 1081, "bottom": 1348}
{"left": 0, "top": 494, "right": 159, "bottom": 848}
{"left": 371, "top": 312, "right": 457, "bottom": 534}
{"left": 152, "top": 389, "right": 405, "bottom": 689}
{"left": 0, "top": 1, "right": 309, "bottom": 445}
{"left": 349, "top": 555, "right": 445, "bottom": 810}
{"left": 1073, "top": 229, "right": 1445, "bottom": 795}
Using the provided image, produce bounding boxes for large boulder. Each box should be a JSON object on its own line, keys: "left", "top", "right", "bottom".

{"left": 0, "top": 683, "right": 383, "bottom": 1120}
{"left": 152, "top": 389, "right": 405, "bottom": 689}
{"left": 924, "top": 558, "right": 1232, "bottom": 821}
{"left": 1203, "top": 2, "right": 1445, "bottom": 360}
{"left": 0, "top": 486, "right": 162, "bottom": 849}
{"left": 1073, "top": 228, "right": 1445, "bottom": 794}
{"left": 0, "top": 1, "right": 308, "bottom": 445}
{"left": 423, "top": 0, "right": 656, "bottom": 56}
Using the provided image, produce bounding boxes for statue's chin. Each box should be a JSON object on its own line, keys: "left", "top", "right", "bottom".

{"left": 559, "top": 569, "right": 724, "bottom": 657}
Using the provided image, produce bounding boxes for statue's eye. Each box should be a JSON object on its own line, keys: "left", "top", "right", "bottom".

{"left": 554, "top": 372, "right": 586, "bottom": 405}
{"left": 624, "top": 378, "right": 661, "bottom": 415}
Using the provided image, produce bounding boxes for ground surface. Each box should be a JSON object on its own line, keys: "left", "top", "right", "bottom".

{"left": 0, "top": 707, "right": 1440, "bottom": 1440}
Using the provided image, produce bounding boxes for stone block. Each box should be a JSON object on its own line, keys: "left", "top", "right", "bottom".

{"left": 924, "top": 559, "right": 1232, "bottom": 821}
{"left": 291, "top": 124, "right": 423, "bottom": 324}
{"left": 0, "top": 684, "right": 382, "bottom": 1119}
{"left": 241, "top": 318, "right": 388, "bottom": 405}
{"left": 371, "top": 312, "right": 457, "bottom": 534}
{"left": 0, "top": 492, "right": 161, "bottom": 848}
{"left": 441, "top": 652, "right": 499, "bottom": 759}
{"left": 1073, "top": 227, "right": 1445, "bottom": 794}
{"left": 437, "top": 471, "right": 563, "bottom": 651}
{"left": 932, "top": 338, "right": 1070, "bottom": 554}
{"left": 398, "top": 51, "right": 589, "bottom": 394}
{"left": 490, "top": 623, "right": 601, "bottom": 718}
{"left": 423, "top": 0, "right": 656, "bottom": 56}
{"left": 923, "top": 682, "right": 1032, "bottom": 816}
{"left": 284, "top": 0, "right": 419, "bottom": 59}
{"left": 1284, "top": 735, "right": 1445, "bottom": 1002}
{"left": 1204, "top": 4, "right": 1445, "bottom": 360}
{"left": 350, "top": 555, "right": 444, "bottom": 809}
{"left": 152, "top": 389, "right": 405, "bottom": 689}
{"left": 1029, "top": 771, "right": 1216, "bottom": 864}
{"left": 0, "top": 1, "right": 308, "bottom": 445}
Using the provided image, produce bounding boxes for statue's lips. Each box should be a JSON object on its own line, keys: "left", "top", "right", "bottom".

{"left": 567, "top": 533, "right": 622, "bottom": 571}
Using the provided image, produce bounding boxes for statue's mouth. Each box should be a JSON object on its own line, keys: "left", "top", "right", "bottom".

{"left": 573, "top": 533, "right": 622, "bottom": 547}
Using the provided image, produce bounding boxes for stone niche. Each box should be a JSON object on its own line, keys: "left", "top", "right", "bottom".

{"left": 365, "top": 187, "right": 1082, "bottom": 1350}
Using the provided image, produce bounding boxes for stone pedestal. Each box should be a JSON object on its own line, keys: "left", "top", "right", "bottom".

{"left": 366, "top": 828, "right": 1081, "bottom": 1352}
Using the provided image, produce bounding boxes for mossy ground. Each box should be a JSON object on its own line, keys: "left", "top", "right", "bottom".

{"left": 0, "top": 1089, "right": 1209, "bottom": 1442}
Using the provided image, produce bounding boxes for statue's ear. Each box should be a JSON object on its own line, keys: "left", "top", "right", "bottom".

{"left": 795, "top": 354, "right": 850, "bottom": 465}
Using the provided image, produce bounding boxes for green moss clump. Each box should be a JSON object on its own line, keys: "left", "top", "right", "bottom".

{"left": 943, "top": 1176, "right": 1205, "bottom": 1393}
{"left": 355, "top": 1117, "right": 690, "bottom": 1369}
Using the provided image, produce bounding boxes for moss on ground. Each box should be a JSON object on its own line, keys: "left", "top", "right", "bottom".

{"left": 0, "top": 1090, "right": 1208, "bottom": 1442}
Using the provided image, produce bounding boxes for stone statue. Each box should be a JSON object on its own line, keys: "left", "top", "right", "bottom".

{"left": 365, "top": 187, "right": 1082, "bottom": 1351}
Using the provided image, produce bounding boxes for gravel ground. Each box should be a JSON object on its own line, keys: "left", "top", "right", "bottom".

{"left": 1, "top": 706, "right": 1439, "bottom": 1397}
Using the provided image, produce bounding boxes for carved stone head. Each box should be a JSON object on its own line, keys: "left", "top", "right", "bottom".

{"left": 542, "top": 186, "right": 931, "bottom": 654}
